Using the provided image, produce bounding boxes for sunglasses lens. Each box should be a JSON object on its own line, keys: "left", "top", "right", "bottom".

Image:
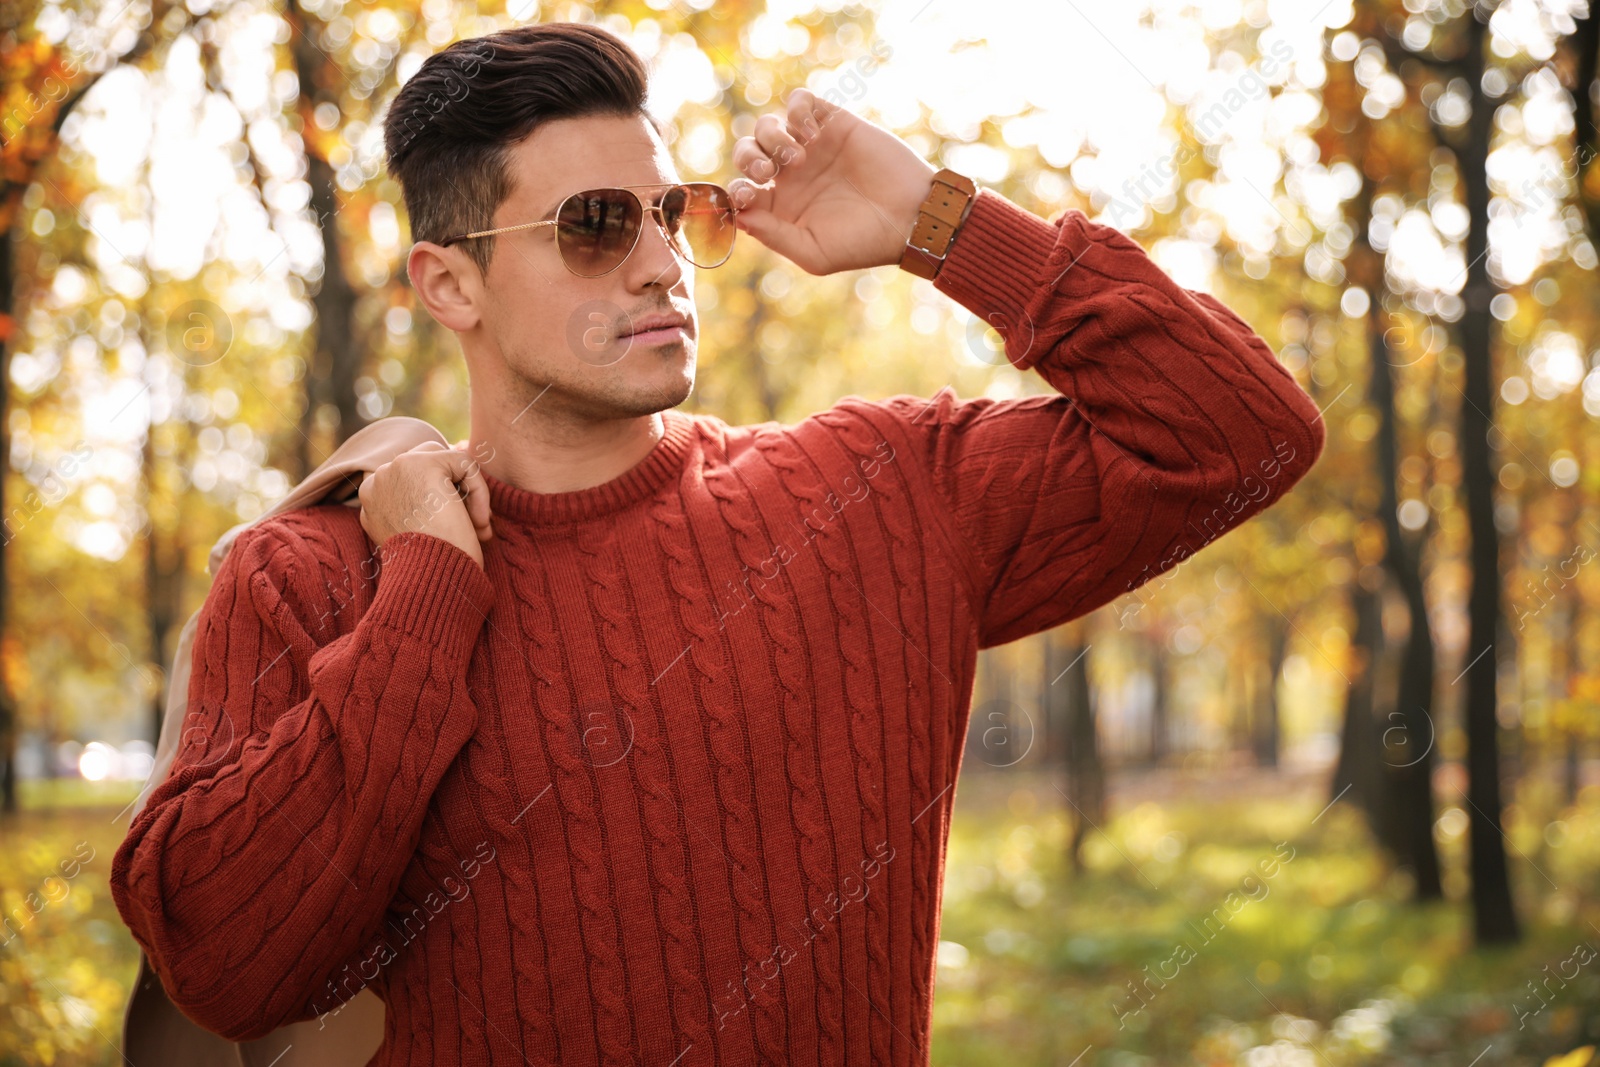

{"left": 554, "top": 185, "right": 737, "bottom": 275}
{"left": 556, "top": 189, "right": 642, "bottom": 277}
{"left": 665, "top": 184, "right": 737, "bottom": 268}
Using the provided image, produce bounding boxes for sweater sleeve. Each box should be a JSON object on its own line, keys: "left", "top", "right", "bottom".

{"left": 866, "top": 188, "right": 1325, "bottom": 649}
{"left": 110, "top": 524, "right": 496, "bottom": 1041}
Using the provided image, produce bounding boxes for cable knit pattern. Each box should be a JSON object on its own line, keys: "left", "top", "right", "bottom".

{"left": 652, "top": 443, "right": 789, "bottom": 1067}
{"left": 575, "top": 516, "right": 716, "bottom": 1061}
{"left": 110, "top": 186, "right": 1324, "bottom": 1066}
{"left": 747, "top": 419, "right": 895, "bottom": 1065}
{"left": 501, "top": 528, "right": 636, "bottom": 1066}
{"left": 801, "top": 407, "right": 943, "bottom": 1063}
{"left": 705, "top": 425, "right": 843, "bottom": 1066}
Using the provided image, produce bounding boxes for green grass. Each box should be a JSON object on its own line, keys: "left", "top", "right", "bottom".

{"left": 933, "top": 768, "right": 1600, "bottom": 1066}
{"left": 0, "top": 801, "right": 144, "bottom": 1067}
{"left": 16, "top": 779, "right": 141, "bottom": 813}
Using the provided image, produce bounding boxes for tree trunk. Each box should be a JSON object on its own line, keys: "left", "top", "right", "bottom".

{"left": 1042, "top": 628, "right": 1072, "bottom": 768}
{"left": 1367, "top": 288, "right": 1443, "bottom": 900}
{"left": 1063, "top": 619, "right": 1104, "bottom": 873}
{"left": 1253, "top": 615, "right": 1288, "bottom": 767}
{"left": 140, "top": 350, "right": 185, "bottom": 745}
{"left": 1457, "top": 11, "right": 1520, "bottom": 944}
{"left": 1148, "top": 629, "right": 1169, "bottom": 764}
{"left": 1564, "top": 551, "right": 1584, "bottom": 803}
{"left": 1338, "top": 116, "right": 1444, "bottom": 896}
{"left": 1569, "top": 5, "right": 1600, "bottom": 244}
{"left": 1556, "top": 533, "right": 1579, "bottom": 805}
{"left": 1231, "top": 645, "right": 1253, "bottom": 756}
{"left": 287, "top": 0, "right": 362, "bottom": 478}
{"left": 1333, "top": 570, "right": 1387, "bottom": 822}
{"left": 0, "top": 225, "right": 13, "bottom": 814}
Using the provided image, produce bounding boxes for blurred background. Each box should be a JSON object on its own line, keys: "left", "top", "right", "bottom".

{"left": 3, "top": 0, "right": 1600, "bottom": 1063}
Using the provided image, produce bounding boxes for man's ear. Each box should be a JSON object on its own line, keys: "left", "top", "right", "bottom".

{"left": 408, "top": 242, "right": 482, "bottom": 332}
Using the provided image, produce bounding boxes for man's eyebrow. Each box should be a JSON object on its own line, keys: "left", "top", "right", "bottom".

{"left": 530, "top": 184, "right": 677, "bottom": 220}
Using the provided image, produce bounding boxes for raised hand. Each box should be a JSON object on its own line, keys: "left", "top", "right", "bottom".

{"left": 727, "top": 88, "right": 938, "bottom": 276}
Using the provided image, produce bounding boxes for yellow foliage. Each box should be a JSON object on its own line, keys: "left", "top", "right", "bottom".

{"left": 1545, "top": 1048, "right": 1597, "bottom": 1067}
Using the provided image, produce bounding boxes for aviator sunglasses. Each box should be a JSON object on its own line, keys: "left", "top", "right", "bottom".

{"left": 438, "top": 182, "right": 740, "bottom": 277}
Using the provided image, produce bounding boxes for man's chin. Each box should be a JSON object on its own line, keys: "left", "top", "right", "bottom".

{"left": 505, "top": 347, "right": 693, "bottom": 421}
{"left": 598, "top": 373, "right": 694, "bottom": 420}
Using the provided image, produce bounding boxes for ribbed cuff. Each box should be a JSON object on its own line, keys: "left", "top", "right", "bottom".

{"left": 364, "top": 532, "right": 496, "bottom": 664}
{"left": 931, "top": 188, "right": 1092, "bottom": 372}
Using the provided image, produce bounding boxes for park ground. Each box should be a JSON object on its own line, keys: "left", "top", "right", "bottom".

{"left": 2, "top": 769, "right": 1598, "bottom": 1066}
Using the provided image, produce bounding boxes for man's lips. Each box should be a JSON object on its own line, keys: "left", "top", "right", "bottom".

{"left": 621, "top": 312, "right": 690, "bottom": 343}
{"left": 627, "top": 325, "right": 687, "bottom": 345}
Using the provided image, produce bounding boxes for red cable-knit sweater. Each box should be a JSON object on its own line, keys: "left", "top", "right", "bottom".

{"left": 111, "top": 187, "right": 1325, "bottom": 1065}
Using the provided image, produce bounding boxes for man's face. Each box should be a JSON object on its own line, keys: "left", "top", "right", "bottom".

{"left": 460, "top": 112, "right": 700, "bottom": 422}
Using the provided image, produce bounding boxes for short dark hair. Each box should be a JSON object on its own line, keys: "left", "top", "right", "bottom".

{"left": 384, "top": 22, "right": 659, "bottom": 278}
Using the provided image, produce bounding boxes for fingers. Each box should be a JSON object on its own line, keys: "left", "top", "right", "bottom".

{"left": 400, "top": 441, "right": 495, "bottom": 540}
{"left": 783, "top": 87, "right": 837, "bottom": 144}
{"left": 728, "top": 176, "right": 772, "bottom": 215}
{"left": 731, "top": 87, "right": 840, "bottom": 190}
{"left": 460, "top": 464, "right": 493, "bottom": 540}
{"left": 736, "top": 113, "right": 806, "bottom": 181}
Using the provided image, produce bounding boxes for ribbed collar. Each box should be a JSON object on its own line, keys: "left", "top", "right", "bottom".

{"left": 482, "top": 408, "right": 697, "bottom": 527}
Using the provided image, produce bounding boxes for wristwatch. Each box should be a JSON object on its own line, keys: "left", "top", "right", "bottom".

{"left": 898, "top": 168, "right": 977, "bottom": 280}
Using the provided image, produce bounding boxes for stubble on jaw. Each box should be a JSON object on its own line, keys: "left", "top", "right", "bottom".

{"left": 491, "top": 341, "right": 695, "bottom": 428}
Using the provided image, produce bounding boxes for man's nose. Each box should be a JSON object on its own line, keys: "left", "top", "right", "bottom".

{"left": 623, "top": 208, "right": 686, "bottom": 290}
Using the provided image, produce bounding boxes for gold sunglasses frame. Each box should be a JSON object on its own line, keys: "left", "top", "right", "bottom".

{"left": 437, "top": 182, "right": 740, "bottom": 277}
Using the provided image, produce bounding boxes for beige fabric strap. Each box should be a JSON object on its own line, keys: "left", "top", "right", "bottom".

{"left": 123, "top": 415, "right": 450, "bottom": 1066}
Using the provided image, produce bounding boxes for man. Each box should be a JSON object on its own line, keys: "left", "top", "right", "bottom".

{"left": 112, "top": 20, "right": 1325, "bottom": 1067}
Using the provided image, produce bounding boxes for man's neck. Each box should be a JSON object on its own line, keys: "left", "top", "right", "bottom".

{"left": 469, "top": 406, "right": 666, "bottom": 497}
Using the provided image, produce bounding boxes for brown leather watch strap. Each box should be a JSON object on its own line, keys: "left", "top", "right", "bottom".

{"left": 898, "top": 168, "right": 977, "bottom": 280}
